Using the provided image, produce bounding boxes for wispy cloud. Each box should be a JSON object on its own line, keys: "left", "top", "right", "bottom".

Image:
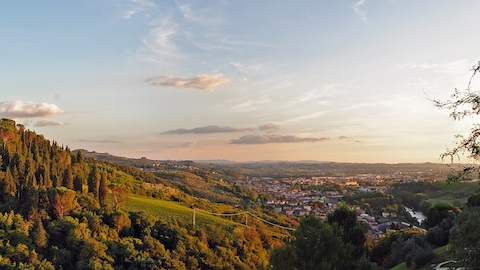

{"left": 78, "top": 139, "right": 122, "bottom": 144}
{"left": 138, "top": 16, "right": 180, "bottom": 63}
{"left": 227, "top": 93, "right": 271, "bottom": 112}
{"left": 122, "top": 0, "right": 156, "bottom": 19}
{"left": 146, "top": 73, "right": 230, "bottom": 91}
{"left": 34, "top": 119, "right": 65, "bottom": 127}
{"left": 398, "top": 59, "right": 473, "bottom": 74}
{"left": 177, "top": 2, "right": 222, "bottom": 25}
{"left": 163, "top": 125, "right": 251, "bottom": 134}
{"left": 0, "top": 100, "right": 64, "bottom": 118}
{"left": 230, "top": 135, "right": 329, "bottom": 144}
{"left": 352, "top": 0, "right": 367, "bottom": 23}
{"left": 284, "top": 112, "right": 325, "bottom": 123}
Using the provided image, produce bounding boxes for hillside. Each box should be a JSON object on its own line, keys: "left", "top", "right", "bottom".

{"left": 0, "top": 118, "right": 289, "bottom": 269}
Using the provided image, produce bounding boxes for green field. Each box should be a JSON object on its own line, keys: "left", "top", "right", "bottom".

{"left": 425, "top": 181, "right": 480, "bottom": 205}
{"left": 125, "top": 194, "right": 243, "bottom": 229}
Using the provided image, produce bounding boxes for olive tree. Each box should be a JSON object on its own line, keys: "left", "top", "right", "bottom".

{"left": 434, "top": 61, "right": 480, "bottom": 269}
{"left": 433, "top": 61, "right": 480, "bottom": 179}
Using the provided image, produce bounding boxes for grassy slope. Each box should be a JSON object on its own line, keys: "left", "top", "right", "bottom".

{"left": 125, "top": 194, "right": 243, "bottom": 229}
{"left": 425, "top": 181, "right": 479, "bottom": 205}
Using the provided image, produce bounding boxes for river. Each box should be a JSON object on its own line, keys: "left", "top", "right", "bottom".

{"left": 404, "top": 206, "right": 427, "bottom": 224}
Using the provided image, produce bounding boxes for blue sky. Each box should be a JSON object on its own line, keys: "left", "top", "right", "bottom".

{"left": 1, "top": 0, "right": 479, "bottom": 163}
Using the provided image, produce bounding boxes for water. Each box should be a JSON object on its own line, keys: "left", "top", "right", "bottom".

{"left": 404, "top": 206, "right": 427, "bottom": 224}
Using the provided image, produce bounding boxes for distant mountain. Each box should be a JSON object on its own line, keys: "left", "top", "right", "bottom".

{"left": 193, "top": 159, "right": 239, "bottom": 164}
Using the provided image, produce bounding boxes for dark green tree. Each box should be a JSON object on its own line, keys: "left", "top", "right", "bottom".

{"left": 62, "top": 166, "right": 74, "bottom": 190}
{"left": 74, "top": 175, "right": 83, "bottom": 193}
{"left": 449, "top": 207, "right": 480, "bottom": 269}
{"left": 270, "top": 215, "right": 355, "bottom": 270}
{"left": 271, "top": 204, "right": 374, "bottom": 270}
{"left": 99, "top": 170, "right": 108, "bottom": 207}
{"left": 32, "top": 218, "right": 48, "bottom": 249}
{"left": 424, "top": 203, "right": 459, "bottom": 228}
{"left": 327, "top": 203, "right": 368, "bottom": 258}
{"left": 87, "top": 164, "right": 100, "bottom": 199}
{"left": 75, "top": 150, "right": 84, "bottom": 164}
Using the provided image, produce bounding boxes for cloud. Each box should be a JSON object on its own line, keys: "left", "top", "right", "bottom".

{"left": 352, "top": 0, "right": 367, "bottom": 23}
{"left": 138, "top": 17, "right": 180, "bottom": 63}
{"left": 34, "top": 120, "right": 65, "bottom": 127}
{"left": 230, "top": 135, "right": 329, "bottom": 144}
{"left": 398, "top": 59, "right": 473, "bottom": 74}
{"left": 284, "top": 112, "right": 325, "bottom": 123}
{"left": 163, "top": 123, "right": 280, "bottom": 135}
{"left": 122, "top": 0, "right": 156, "bottom": 19}
{"left": 177, "top": 3, "right": 222, "bottom": 25}
{"left": 259, "top": 123, "right": 280, "bottom": 132}
{"left": 163, "top": 125, "right": 251, "bottom": 134}
{"left": 338, "top": 136, "right": 349, "bottom": 139}
{"left": 0, "top": 100, "right": 64, "bottom": 118}
{"left": 78, "top": 139, "right": 122, "bottom": 144}
{"left": 146, "top": 73, "right": 230, "bottom": 91}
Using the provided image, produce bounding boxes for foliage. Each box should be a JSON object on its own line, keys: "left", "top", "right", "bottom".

{"left": 111, "top": 185, "right": 129, "bottom": 212}
{"left": 47, "top": 187, "right": 78, "bottom": 219}
{"left": 0, "top": 120, "right": 287, "bottom": 269}
{"left": 423, "top": 202, "right": 460, "bottom": 229}
{"left": 433, "top": 61, "right": 480, "bottom": 161}
{"left": 342, "top": 192, "right": 397, "bottom": 216}
{"left": 270, "top": 205, "right": 375, "bottom": 270}
{"left": 432, "top": 61, "right": 480, "bottom": 269}
{"left": 449, "top": 206, "right": 480, "bottom": 269}
{"left": 370, "top": 229, "right": 435, "bottom": 269}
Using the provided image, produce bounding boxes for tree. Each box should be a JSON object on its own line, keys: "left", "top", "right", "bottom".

{"left": 74, "top": 175, "right": 83, "bottom": 193}
{"left": 48, "top": 187, "right": 77, "bottom": 219}
{"left": 32, "top": 218, "right": 48, "bottom": 249}
{"left": 87, "top": 164, "right": 100, "bottom": 199}
{"left": 111, "top": 211, "right": 131, "bottom": 233}
{"left": 0, "top": 119, "right": 16, "bottom": 148}
{"left": 433, "top": 61, "right": 480, "bottom": 168}
{"left": 449, "top": 207, "right": 480, "bottom": 269}
{"left": 98, "top": 170, "right": 108, "bottom": 207}
{"left": 423, "top": 203, "right": 459, "bottom": 228}
{"left": 327, "top": 203, "right": 368, "bottom": 259}
{"left": 271, "top": 205, "right": 374, "bottom": 270}
{"left": 62, "top": 167, "right": 73, "bottom": 190}
{"left": 75, "top": 150, "right": 84, "bottom": 164}
{"left": 270, "top": 215, "right": 351, "bottom": 270}
{"left": 111, "top": 186, "right": 129, "bottom": 212}
{"left": 434, "top": 61, "right": 480, "bottom": 268}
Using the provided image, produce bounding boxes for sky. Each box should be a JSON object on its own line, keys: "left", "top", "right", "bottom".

{"left": 1, "top": 0, "right": 480, "bottom": 163}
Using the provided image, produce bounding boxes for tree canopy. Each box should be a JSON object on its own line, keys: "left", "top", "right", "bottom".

{"left": 270, "top": 204, "right": 374, "bottom": 270}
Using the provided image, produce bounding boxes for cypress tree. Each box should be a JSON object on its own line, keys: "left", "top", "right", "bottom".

{"left": 63, "top": 167, "right": 74, "bottom": 190}
{"left": 99, "top": 170, "right": 108, "bottom": 207}
{"left": 88, "top": 164, "right": 100, "bottom": 199}
{"left": 74, "top": 175, "right": 83, "bottom": 193}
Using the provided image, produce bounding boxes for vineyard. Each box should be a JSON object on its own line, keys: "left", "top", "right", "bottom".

{"left": 124, "top": 194, "right": 242, "bottom": 229}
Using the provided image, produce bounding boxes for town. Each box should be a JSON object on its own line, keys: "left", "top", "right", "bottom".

{"left": 234, "top": 171, "right": 436, "bottom": 238}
